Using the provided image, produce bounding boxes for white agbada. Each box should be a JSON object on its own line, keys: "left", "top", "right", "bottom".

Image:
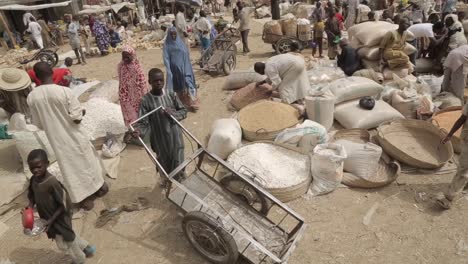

{"left": 27, "top": 84, "right": 105, "bottom": 203}
{"left": 264, "top": 53, "right": 309, "bottom": 104}
{"left": 27, "top": 21, "right": 44, "bottom": 49}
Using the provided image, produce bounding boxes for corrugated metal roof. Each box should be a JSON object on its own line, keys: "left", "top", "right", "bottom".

{"left": 0, "top": 0, "right": 41, "bottom": 7}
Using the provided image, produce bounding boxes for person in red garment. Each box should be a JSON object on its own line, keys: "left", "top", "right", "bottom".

{"left": 28, "top": 67, "right": 72, "bottom": 87}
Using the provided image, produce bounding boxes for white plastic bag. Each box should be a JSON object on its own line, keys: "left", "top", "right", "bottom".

{"left": 207, "top": 119, "right": 242, "bottom": 159}
{"left": 334, "top": 99, "right": 404, "bottom": 129}
{"left": 309, "top": 143, "right": 347, "bottom": 196}
{"left": 327, "top": 77, "right": 384, "bottom": 104}
{"left": 274, "top": 120, "right": 328, "bottom": 153}
{"left": 418, "top": 75, "right": 443, "bottom": 97}
{"left": 304, "top": 89, "right": 336, "bottom": 130}
{"left": 102, "top": 133, "right": 126, "bottom": 158}
{"left": 335, "top": 140, "right": 382, "bottom": 179}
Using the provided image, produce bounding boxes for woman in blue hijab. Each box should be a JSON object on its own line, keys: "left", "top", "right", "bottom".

{"left": 163, "top": 27, "right": 199, "bottom": 112}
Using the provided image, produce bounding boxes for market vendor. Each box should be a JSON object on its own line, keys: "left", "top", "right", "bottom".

{"left": 379, "top": 17, "right": 412, "bottom": 71}
{"left": 437, "top": 100, "right": 468, "bottom": 209}
{"left": 27, "top": 62, "right": 108, "bottom": 211}
{"left": 253, "top": 53, "right": 309, "bottom": 104}
{"left": 0, "top": 68, "right": 32, "bottom": 117}
{"left": 337, "top": 38, "right": 361, "bottom": 76}
{"left": 109, "top": 29, "right": 122, "bottom": 48}
{"left": 440, "top": 45, "right": 468, "bottom": 102}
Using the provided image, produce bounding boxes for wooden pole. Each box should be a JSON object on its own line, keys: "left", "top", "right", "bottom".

{"left": 0, "top": 11, "right": 16, "bottom": 47}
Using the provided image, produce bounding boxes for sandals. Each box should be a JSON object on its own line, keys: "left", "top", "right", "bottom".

{"left": 435, "top": 193, "right": 452, "bottom": 210}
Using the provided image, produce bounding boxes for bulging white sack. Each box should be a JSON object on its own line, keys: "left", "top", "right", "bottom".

{"left": 327, "top": 77, "right": 384, "bottom": 104}
{"left": 309, "top": 143, "right": 347, "bottom": 196}
{"left": 334, "top": 139, "right": 382, "bottom": 180}
{"left": 207, "top": 119, "right": 242, "bottom": 159}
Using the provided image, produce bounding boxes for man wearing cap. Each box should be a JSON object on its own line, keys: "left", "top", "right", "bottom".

{"left": 27, "top": 62, "right": 108, "bottom": 211}
{"left": 0, "top": 68, "right": 32, "bottom": 117}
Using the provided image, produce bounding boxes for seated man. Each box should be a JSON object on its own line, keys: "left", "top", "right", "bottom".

{"left": 109, "top": 29, "right": 121, "bottom": 48}
{"left": 379, "top": 17, "right": 412, "bottom": 71}
{"left": 253, "top": 53, "right": 309, "bottom": 104}
{"left": 28, "top": 68, "right": 72, "bottom": 87}
{"left": 337, "top": 38, "right": 361, "bottom": 76}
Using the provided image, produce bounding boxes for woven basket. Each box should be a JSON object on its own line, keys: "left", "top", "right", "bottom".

{"left": 238, "top": 100, "right": 301, "bottom": 141}
{"left": 227, "top": 141, "right": 311, "bottom": 202}
{"left": 332, "top": 129, "right": 400, "bottom": 188}
{"left": 431, "top": 106, "right": 462, "bottom": 154}
{"left": 376, "top": 120, "right": 454, "bottom": 169}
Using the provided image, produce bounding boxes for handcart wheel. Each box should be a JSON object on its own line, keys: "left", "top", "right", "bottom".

{"left": 38, "top": 51, "right": 58, "bottom": 68}
{"left": 222, "top": 51, "right": 236, "bottom": 75}
{"left": 220, "top": 175, "right": 270, "bottom": 216}
{"left": 182, "top": 211, "right": 239, "bottom": 264}
{"left": 275, "top": 38, "right": 293, "bottom": 54}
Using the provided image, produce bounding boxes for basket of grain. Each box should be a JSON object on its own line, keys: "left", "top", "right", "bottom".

{"left": 376, "top": 119, "right": 454, "bottom": 169}
{"left": 280, "top": 18, "right": 298, "bottom": 37}
{"left": 431, "top": 106, "right": 462, "bottom": 154}
{"left": 238, "top": 100, "right": 301, "bottom": 141}
{"left": 227, "top": 141, "right": 311, "bottom": 202}
{"left": 263, "top": 21, "right": 283, "bottom": 43}
{"left": 332, "top": 129, "right": 400, "bottom": 188}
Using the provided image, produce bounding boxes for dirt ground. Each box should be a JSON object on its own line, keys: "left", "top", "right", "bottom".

{"left": 1, "top": 18, "right": 468, "bottom": 264}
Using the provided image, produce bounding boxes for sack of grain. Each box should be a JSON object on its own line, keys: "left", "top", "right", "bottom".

{"left": 348, "top": 21, "right": 385, "bottom": 40}
{"left": 434, "top": 92, "right": 462, "bottom": 109}
{"left": 309, "top": 143, "right": 347, "bottom": 196}
{"left": 379, "top": 82, "right": 399, "bottom": 103}
{"left": 223, "top": 71, "right": 267, "bottom": 90}
{"left": 230, "top": 83, "right": 272, "bottom": 110}
{"left": 361, "top": 59, "right": 380, "bottom": 71}
{"left": 304, "top": 89, "right": 335, "bottom": 130}
{"left": 335, "top": 139, "right": 382, "bottom": 180}
{"left": 274, "top": 120, "right": 328, "bottom": 152}
{"left": 383, "top": 67, "right": 409, "bottom": 80}
{"left": 357, "top": 46, "right": 380, "bottom": 60}
{"left": 327, "top": 77, "right": 384, "bottom": 104}
{"left": 89, "top": 80, "right": 120, "bottom": 103}
{"left": 415, "top": 58, "right": 434, "bottom": 73}
{"left": 335, "top": 99, "right": 404, "bottom": 129}
{"left": 353, "top": 69, "right": 384, "bottom": 84}
{"left": 391, "top": 88, "right": 421, "bottom": 119}
{"left": 290, "top": 4, "right": 315, "bottom": 19}
{"left": 404, "top": 43, "right": 417, "bottom": 55}
{"left": 354, "top": 22, "right": 398, "bottom": 46}
{"left": 418, "top": 75, "right": 443, "bottom": 97}
{"left": 82, "top": 98, "right": 126, "bottom": 140}
{"left": 280, "top": 17, "right": 298, "bottom": 37}
{"left": 307, "top": 65, "right": 346, "bottom": 84}
{"left": 297, "top": 23, "right": 311, "bottom": 41}
{"left": 13, "top": 131, "right": 56, "bottom": 175}
{"left": 207, "top": 119, "right": 242, "bottom": 159}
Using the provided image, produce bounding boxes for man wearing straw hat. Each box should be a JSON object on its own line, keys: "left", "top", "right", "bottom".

{"left": 0, "top": 68, "right": 32, "bottom": 117}
{"left": 27, "top": 62, "right": 108, "bottom": 211}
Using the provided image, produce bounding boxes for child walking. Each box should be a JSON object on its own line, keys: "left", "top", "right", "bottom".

{"left": 133, "top": 68, "right": 187, "bottom": 185}
{"left": 26, "top": 149, "right": 96, "bottom": 263}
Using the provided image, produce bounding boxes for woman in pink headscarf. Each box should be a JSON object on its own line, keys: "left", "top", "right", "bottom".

{"left": 118, "top": 46, "right": 149, "bottom": 126}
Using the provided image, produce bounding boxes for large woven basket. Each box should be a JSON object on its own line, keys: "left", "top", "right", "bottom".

{"left": 376, "top": 120, "right": 454, "bottom": 169}
{"left": 238, "top": 100, "right": 301, "bottom": 141}
{"left": 227, "top": 141, "right": 311, "bottom": 202}
{"left": 431, "top": 106, "right": 462, "bottom": 154}
{"left": 333, "top": 129, "right": 400, "bottom": 188}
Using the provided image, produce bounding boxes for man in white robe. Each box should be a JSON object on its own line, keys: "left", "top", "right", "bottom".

{"left": 26, "top": 17, "right": 44, "bottom": 49}
{"left": 254, "top": 53, "right": 309, "bottom": 104}
{"left": 27, "top": 62, "right": 107, "bottom": 210}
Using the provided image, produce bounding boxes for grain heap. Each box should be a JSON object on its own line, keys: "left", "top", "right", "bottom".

{"left": 81, "top": 98, "right": 126, "bottom": 140}
{"left": 238, "top": 100, "right": 300, "bottom": 140}
{"left": 0, "top": 48, "right": 36, "bottom": 66}
{"left": 227, "top": 143, "right": 310, "bottom": 189}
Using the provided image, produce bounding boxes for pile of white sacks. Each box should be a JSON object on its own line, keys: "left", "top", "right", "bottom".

{"left": 348, "top": 21, "right": 417, "bottom": 80}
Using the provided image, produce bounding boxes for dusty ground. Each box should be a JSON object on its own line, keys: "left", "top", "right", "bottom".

{"left": 1, "top": 18, "right": 468, "bottom": 264}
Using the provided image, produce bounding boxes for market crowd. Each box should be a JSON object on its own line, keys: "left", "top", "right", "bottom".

{"left": 2, "top": 0, "right": 468, "bottom": 262}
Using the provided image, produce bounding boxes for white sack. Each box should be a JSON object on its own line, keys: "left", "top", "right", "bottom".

{"left": 13, "top": 131, "right": 57, "bottom": 175}
{"left": 383, "top": 68, "right": 409, "bottom": 80}
{"left": 361, "top": 59, "right": 380, "bottom": 71}
{"left": 207, "top": 119, "right": 242, "bottom": 159}
{"left": 357, "top": 46, "right": 380, "bottom": 60}
{"left": 274, "top": 120, "right": 328, "bottom": 153}
{"left": 354, "top": 22, "right": 398, "bottom": 46}
{"left": 327, "top": 77, "right": 384, "bottom": 104}
{"left": 334, "top": 140, "right": 382, "bottom": 180}
{"left": 223, "top": 71, "right": 267, "bottom": 90}
{"left": 304, "top": 89, "right": 336, "bottom": 130}
{"left": 309, "top": 143, "right": 347, "bottom": 196}
{"left": 334, "top": 99, "right": 404, "bottom": 129}
{"left": 391, "top": 88, "right": 421, "bottom": 119}
{"left": 352, "top": 69, "right": 384, "bottom": 84}
{"left": 434, "top": 92, "right": 462, "bottom": 109}
{"left": 418, "top": 75, "right": 443, "bottom": 97}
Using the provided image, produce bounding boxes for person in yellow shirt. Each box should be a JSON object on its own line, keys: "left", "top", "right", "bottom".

{"left": 379, "top": 17, "right": 411, "bottom": 70}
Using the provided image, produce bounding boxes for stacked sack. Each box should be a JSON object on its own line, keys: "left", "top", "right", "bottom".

{"left": 349, "top": 21, "right": 416, "bottom": 80}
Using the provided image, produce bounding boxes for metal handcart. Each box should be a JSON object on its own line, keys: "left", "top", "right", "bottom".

{"left": 19, "top": 47, "right": 59, "bottom": 68}
{"left": 199, "top": 27, "right": 240, "bottom": 75}
{"left": 129, "top": 106, "right": 306, "bottom": 264}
